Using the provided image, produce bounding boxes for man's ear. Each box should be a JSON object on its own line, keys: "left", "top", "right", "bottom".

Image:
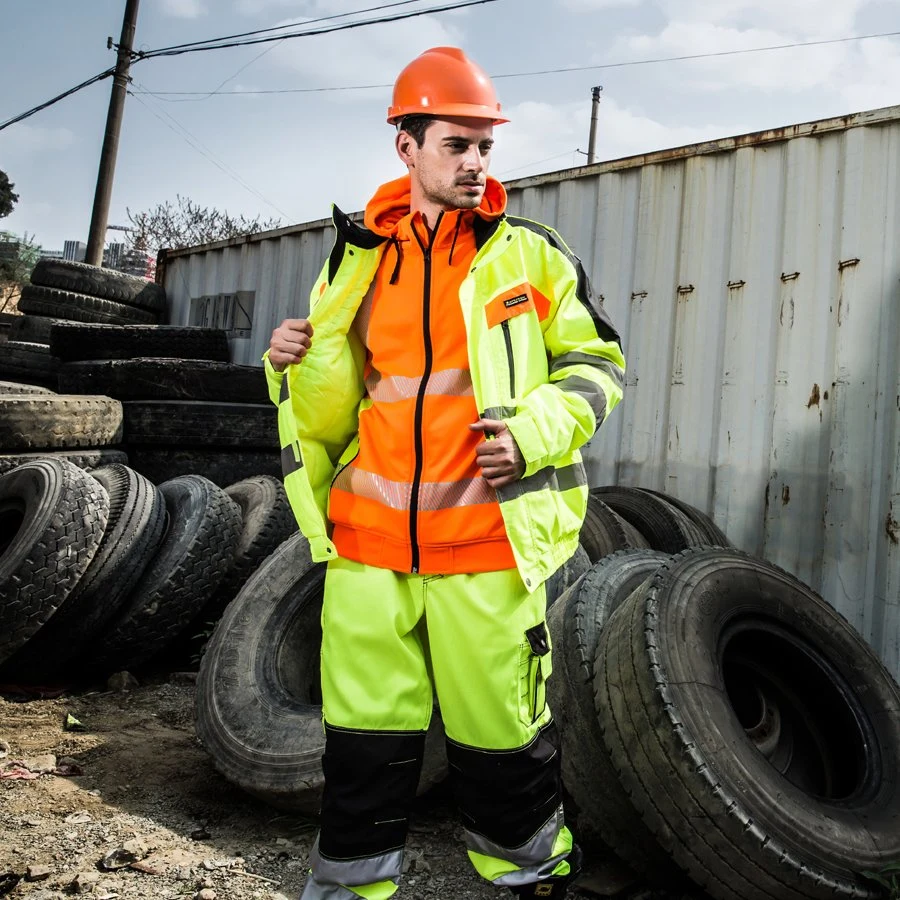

{"left": 395, "top": 130, "right": 416, "bottom": 167}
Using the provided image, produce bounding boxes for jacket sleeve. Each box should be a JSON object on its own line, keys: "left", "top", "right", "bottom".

{"left": 504, "top": 235, "right": 625, "bottom": 478}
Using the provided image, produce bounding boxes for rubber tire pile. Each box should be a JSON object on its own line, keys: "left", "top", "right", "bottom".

{"left": 193, "top": 486, "right": 900, "bottom": 900}
{"left": 0, "top": 458, "right": 297, "bottom": 683}
{"left": 0, "top": 259, "right": 280, "bottom": 486}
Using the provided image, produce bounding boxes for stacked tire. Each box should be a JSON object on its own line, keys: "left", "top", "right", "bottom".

{"left": 553, "top": 488, "right": 900, "bottom": 899}
{"left": 52, "top": 321, "right": 280, "bottom": 486}
{"left": 0, "top": 453, "right": 297, "bottom": 682}
{"left": 0, "top": 390, "right": 128, "bottom": 476}
{"left": 0, "top": 259, "right": 165, "bottom": 389}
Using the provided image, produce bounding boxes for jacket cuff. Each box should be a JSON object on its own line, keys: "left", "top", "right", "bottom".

{"left": 262, "top": 351, "right": 285, "bottom": 406}
{"left": 504, "top": 410, "right": 548, "bottom": 479}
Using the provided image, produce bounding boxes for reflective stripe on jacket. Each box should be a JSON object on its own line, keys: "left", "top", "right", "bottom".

{"left": 265, "top": 204, "right": 626, "bottom": 590}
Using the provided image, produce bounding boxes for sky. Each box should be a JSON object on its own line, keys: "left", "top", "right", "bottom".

{"left": 1, "top": 0, "right": 898, "bottom": 252}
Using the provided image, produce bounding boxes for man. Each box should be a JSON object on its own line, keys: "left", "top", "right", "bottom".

{"left": 266, "top": 46, "right": 625, "bottom": 900}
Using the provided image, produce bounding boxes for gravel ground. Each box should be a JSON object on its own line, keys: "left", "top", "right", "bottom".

{"left": 0, "top": 672, "right": 704, "bottom": 900}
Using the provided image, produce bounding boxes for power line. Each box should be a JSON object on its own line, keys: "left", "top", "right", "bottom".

{"left": 497, "top": 150, "right": 579, "bottom": 178}
{"left": 0, "top": 67, "right": 115, "bottom": 131}
{"left": 133, "top": 0, "right": 500, "bottom": 59}
{"left": 0, "top": 0, "right": 495, "bottom": 130}
{"left": 128, "top": 87, "right": 292, "bottom": 220}
{"left": 139, "top": 0, "right": 439, "bottom": 56}
{"left": 134, "top": 27, "right": 900, "bottom": 99}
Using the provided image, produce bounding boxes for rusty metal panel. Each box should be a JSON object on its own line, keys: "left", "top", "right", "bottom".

{"left": 161, "top": 105, "right": 900, "bottom": 678}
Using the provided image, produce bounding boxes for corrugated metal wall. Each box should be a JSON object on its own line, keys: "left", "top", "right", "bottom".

{"left": 162, "top": 106, "right": 900, "bottom": 677}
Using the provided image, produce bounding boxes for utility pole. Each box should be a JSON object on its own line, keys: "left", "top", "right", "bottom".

{"left": 85, "top": 0, "right": 140, "bottom": 267}
{"left": 587, "top": 85, "right": 603, "bottom": 166}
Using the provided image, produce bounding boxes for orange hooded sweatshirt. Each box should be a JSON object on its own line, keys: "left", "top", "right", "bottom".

{"left": 328, "top": 174, "right": 516, "bottom": 574}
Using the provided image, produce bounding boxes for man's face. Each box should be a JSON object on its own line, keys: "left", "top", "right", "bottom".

{"left": 400, "top": 117, "right": 495, "bottom": 211}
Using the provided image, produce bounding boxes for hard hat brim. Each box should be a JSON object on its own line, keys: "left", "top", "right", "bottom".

{"left": 388, "top": 101, "right": 509, "bottom": 126}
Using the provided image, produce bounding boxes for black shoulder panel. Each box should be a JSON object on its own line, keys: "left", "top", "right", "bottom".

{"left": 506, "top": 216, "right": 621, "bottom": 348}
{"left": 328, "top": 206, "right": 386, "bottom": 283}
{"left": 473, "top": 213, "right": 504, "bottom": 251}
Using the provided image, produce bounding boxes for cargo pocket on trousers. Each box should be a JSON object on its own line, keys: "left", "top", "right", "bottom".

{"left": 518, "top": 622, "right": 552, "bottom": 727}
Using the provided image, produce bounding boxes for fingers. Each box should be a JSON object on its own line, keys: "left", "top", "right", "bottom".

{"left": 269, "top": 319, "right": 314, "bottom": 371}
{"left": 469, "top": 418, "right": 507, "bottom": 436}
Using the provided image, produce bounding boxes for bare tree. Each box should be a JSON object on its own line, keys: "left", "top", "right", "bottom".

{"left": 0, "top": 231, "right": 41, "bottom": 313}
{"left": 126, "top": 195, "right": 281, "bottom": 253}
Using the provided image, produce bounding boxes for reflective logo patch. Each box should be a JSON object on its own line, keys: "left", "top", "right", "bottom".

{"left": 504, "top": 293, "right": 529, "bottom": 309}
{"left": 535, "top": 886, "right": 554, "bottom": 897}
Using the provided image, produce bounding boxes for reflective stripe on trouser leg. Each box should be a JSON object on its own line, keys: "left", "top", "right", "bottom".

{"left": 301, "top": 558, "right": 433, "bottom": 900}
{"left": 422, "top": 568, "right": 575, "bottom": 887}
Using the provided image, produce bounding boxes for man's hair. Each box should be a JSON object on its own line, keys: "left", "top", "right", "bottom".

{"left": 397, "top": 114, "right": 435, "bottom": 148}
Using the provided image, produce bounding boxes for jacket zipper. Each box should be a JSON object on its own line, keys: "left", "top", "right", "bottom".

{"left": 501, "top": 319, "right": 516, "bottom": 399}
{"left": 409, "top": 214, "right": 441, "bottom": 573}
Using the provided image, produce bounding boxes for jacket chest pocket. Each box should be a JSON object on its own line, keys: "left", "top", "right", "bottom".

{"left": 484, "top": 285, "right": 537, "bottom": 403}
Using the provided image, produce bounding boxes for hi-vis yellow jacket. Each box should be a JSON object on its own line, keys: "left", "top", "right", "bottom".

{"left": 264, "top": 205, "right": 626, "bottom": 590}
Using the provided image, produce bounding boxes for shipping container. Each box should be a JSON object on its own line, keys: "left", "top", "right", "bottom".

{"left": 160, "top": 103, "right": 900, "bottom": 677}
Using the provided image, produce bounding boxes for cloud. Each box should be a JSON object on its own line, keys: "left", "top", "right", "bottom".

{"left": 160, "top": 0, "right": 208, "bottom": 18}
{"left": 609, "top": 21, "right": 851, "bottom": 92}
{"left": 266, "top": 12, "right": 462, "bottom": 87}
{"left": 493, "top": 97, "right": 744, "bottom": 181}
{"left": 655, "top": 0, "right": 869, "bottom": 37}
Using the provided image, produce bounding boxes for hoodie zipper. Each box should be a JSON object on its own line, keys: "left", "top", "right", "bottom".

{"left": 501, "top": 319, "right": 516, "bottom": 399}
{"left": 408, "top": 213, "right": 442, "bottom": 573}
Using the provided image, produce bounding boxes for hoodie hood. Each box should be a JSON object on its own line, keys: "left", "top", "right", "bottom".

{"left": 364, "top": 174, "right": 507, "bottom": 237}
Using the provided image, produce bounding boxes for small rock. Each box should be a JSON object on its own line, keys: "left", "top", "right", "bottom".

{"left": 190, "top": 828, "right": 211, "bottom": 841}
{"left": 26, "top": 863, "right": 52, "bottom": 881}
{"left": 65, "top": 812, "right": 93, "bottom": 825}
{"left": 106, "top": 671, "right": 139, "bottom": 692}
{"left": 22, "top": 816, "right": 41, "bottom": 827}
{"left": 99, "top": 846, "right": 140, "bottom": 871}
{"left": 0, "top": 739, "right": 9, "bottom": 758}
{"left": 196, "top": 890, "right": 216, "bottom": 900}
{"left": 21, "top": 754, "right": 56, "bottom": 774}
{"left": 199, "top": 876, "right": 214, "bottom": 888}
{"left": 170, "top": 671, "right": 198, "bottom": 684}
{"left": 274, "top": 837, "right": 291, "bottom": 846}
{"left": 71, "top": 870, "right": 100, "bottom": 893}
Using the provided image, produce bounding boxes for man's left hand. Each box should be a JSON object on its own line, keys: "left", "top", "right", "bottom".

{"left": 469, "top": 418, "right": 526, "bottom": 489}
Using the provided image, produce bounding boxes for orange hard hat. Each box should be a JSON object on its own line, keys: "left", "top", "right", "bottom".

{"left": 387, "top": 46, "right": 509, "bottom": 125}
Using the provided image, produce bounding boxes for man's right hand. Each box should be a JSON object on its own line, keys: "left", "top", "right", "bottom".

{"left": 269, "top": 319, "right": 314, "bottom": 372}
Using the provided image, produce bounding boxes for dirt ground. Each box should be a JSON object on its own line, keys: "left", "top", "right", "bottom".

{"left": 0, "top": 671, "right": 694, "bottom": 900}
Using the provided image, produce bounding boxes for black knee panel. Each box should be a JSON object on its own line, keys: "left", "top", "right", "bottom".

{"left": 447, "top": 721, "right": 562, "bottom": 848}
{"left": 319, "top": 724, "right": 426, "bottom": 859}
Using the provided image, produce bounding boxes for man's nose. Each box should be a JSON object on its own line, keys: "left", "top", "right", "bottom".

{"left": 462, "top": 147, "right": 483, "bottom": 171}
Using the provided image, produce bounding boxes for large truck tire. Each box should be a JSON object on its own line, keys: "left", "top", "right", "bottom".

{"left": 0, "top": 449, "right": 128, "bottom": 477}
{"left": 0, "top": 340, "right": 60, "bottom": 386}
{"left": 591, "top": 486, "right": 708, "bottom": 553}
{"left": 18, "top": 284, "right": 159, "bottom": 325}
{"left": 30, "top": 258, "right": 165, "bottom": 312}
{"left": 0, "top": 380, "right": 55, "bottom": 396}
{"left": 195, "top": 532, "right": 448, "bottom": 814}
{"left": 0, "top": 459, "right": 109, "bottom": 666}
{"left": 0, "top": 394, "right": 123, "bottom": 450}
{"left": 122, "top": 400, "right": 277, "bottom": 449}
{"left": 58, "top": 358, "right": 268, "bottom": 403}
{"left": 547, "top": 550, "right": 677, "bottom": 874}
{"left": 49, "top": 323, "right": 230, "bottom": 363}
{"left": 4, "top": 464, "right": 167, "bottom": 679}
{"left": 9, "top": 315, "right": 66, "bottom": 345}
{"left": 91, "top": 474, "right": 242, "bottom": 671}
{"left": 126, "top": 447, "right": 281, "bottom": 487}
{"left": 595, "top": 548, "right": 900, "bottom": 900}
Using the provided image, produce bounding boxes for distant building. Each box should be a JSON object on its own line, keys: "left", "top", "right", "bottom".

{"left": 103, "top": 242, "right": 125, "bottom": 269}
{"left": 39, "top": 249, "right": 64, "bottom": 260}
{"left": 63, "top": 240, "right": 86, "bottom": 262}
